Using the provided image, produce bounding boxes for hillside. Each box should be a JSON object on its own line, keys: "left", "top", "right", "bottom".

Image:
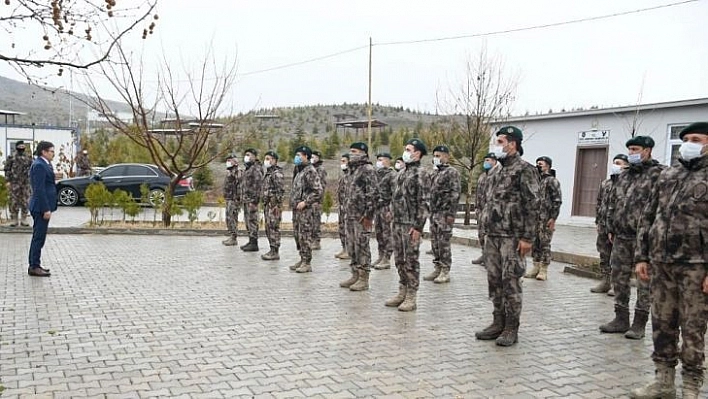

{"left": 0, "top": 75, "right": 443, "bottom": 135}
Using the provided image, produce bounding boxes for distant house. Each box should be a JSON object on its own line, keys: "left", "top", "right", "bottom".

{"left": 492, "top": 97, "right": 708, "bottom": 225}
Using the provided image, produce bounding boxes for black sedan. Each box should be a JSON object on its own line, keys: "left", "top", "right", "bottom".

{"left": 56, "top": 163, "right": 193, "bottom": 206}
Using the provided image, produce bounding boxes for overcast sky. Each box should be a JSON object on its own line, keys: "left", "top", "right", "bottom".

{"left": 2, "top": 0, "right": 707, "bottom": 115}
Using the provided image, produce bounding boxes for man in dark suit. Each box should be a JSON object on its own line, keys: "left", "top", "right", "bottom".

{"left": 28, "top": 141, "right": 57, "bottom": 277}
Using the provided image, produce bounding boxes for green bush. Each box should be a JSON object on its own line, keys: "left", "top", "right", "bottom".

{"left": 322, "top": 189, "right": 334, "bottom": 221}
{"left": 85, "top": 182, "right": 111, "bottom": 226}
{"left": 192, "top": 166, "right": 214, "bottom": 190}
{"left": 180, "top": 191, "right": 204, "bottom": 226}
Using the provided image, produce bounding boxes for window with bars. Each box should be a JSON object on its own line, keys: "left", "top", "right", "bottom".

{"left": 667, "top": 124, "right": 689, "bottom": 166}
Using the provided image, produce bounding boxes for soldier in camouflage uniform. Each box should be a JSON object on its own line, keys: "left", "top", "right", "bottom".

{"left": 334, "top": 154, "right": 351, "bottom": 260}
{"left": 310, "top": 151, "right": 327, "bottom": 250}
{"left": 3, "top": 141, "right": 33, "bottom": 227}
{"left": 385, "top": 138, "right": 430, "bottom": 312}
{"left": 525, "top": 156, "right": 562, "bottom": 281}
{"left": 222, "top": 155, "right": 241, "bottom": 246}
{"left": 240, "top": 149, "right": 264, "bottom": 252}
{"left": 339, "top": 142, "right": 378, "bottom": 292}
{"left": 629, "top": 122, "right": 708, "bottom": 399}
{"left": 289, "top": 146, "right": 323, "bottom": 273}
{"left": 591, "top": 154, "right": 629, "bottom": 294}
{"left": 373, "top": 152, "right": 395, "bottom": 270}
{"left": 475, "top": 126, "right": 540, "bottom": 347}
{"left": 472, "top": 153, "right": 500, "bottom": 266}
{"left": 601, "top": 136, "right": 665, "bottom": 340}
{"left": 74, "top": 149, "right": 92, "bottom": 177}
{"left": 260, "top": 151, "right": 285, "bottom": 261}
{"left": 394, "top": 157, "right": 404, "bottom": 172}
{"left": 423, "top": 145, "right": 461, "bottom": 284}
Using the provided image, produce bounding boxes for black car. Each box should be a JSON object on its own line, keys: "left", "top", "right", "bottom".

{"left": 56, "top": 163, "right": 193, "bottom": 206}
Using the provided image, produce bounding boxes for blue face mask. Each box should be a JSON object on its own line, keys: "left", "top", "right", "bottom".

{"left": 293, "top": 155, "right": 303, "bottom": 165}
{"left": 627, "top": 153, "right": 642, "bottom": 164}
{"left": 483, "top": 161, "right": 492, "bottom": 170}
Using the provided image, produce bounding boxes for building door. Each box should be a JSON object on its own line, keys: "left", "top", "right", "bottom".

{"left": 572, "top": 146, "right": 608, "bottom": 217}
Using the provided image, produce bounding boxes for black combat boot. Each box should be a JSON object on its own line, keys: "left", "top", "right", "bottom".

{"left": 475, "top": 311, "right": 505, "bottom": 340}
{"left": 624, "top": 310, "right": 649, "bottom": 340}
{"left": 495, "top": 315, "right": 519, "bottom": 347}
{"left": 240, "top": 238, "right": 259, "bottom": 252}
{"left": 600, "top": 305, "right": 630, "bottom": 333}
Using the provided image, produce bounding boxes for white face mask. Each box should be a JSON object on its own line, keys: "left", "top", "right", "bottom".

{"left": 263, "top": 160, "right": 272, "bottom": 168}
{"left": 492, "top": 145, "right": 507, "bottom": 159}
{"left": 226, "top": 161, "right": 234, "bottom": 169}
{"left": 402, "top": 151, "right": 414, "bottom": 164}
{"left": 610, "top": 164, "right": 624, "bottom": 175}
{"left": 432, "top": 157, "right": 441, "bottom": 166}
{"left": 312, "top": 156, "right": 320, "bottom": 163}
{"left": 340, "top": 163, "right": 348, "bottom": 171}
{"left": 375, "top": 161, "right": 384, "bottom": 169}
{"left": 243, "top": 155, "right": 251, "bottom": 164}
{"left": 395, "top": 162, "right": 403, "bottom": 170}
{"left": 679, "top": 141, "right": 705, "bottom": 161}
{"left": 627, "top": 153, "right": 642, "bottom": 164}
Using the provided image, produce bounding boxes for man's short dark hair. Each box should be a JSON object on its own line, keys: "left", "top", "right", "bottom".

{"left": 36, "top": 141, "right": 54, "bottom": 156}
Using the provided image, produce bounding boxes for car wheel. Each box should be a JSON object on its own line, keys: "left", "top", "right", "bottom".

{"left": 58, "top": 186, "right": 79, "bottom": 206}
{"left": 148, "top": 188, "right": 166, "bottom": 206}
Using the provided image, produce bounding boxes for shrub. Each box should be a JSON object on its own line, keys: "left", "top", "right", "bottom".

{"left": 85, "top": 182, "right": 111, "bottom": 226}
{"left": 192, "top": 166, "right": 214, "bottom": 190}
{"left": 322, "top": 189, "right": 334, "bottom": 222}
{"left": 180, "top": 191, "right": 204, "bottom": 226}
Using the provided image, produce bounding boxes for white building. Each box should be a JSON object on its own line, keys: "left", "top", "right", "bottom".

{"left": 495, "top": 98, "right": 708, "bottom": 226}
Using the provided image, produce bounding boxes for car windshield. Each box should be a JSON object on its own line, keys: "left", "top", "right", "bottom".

{"left": 99, "top": 166, "right": 125, "bottom": 178}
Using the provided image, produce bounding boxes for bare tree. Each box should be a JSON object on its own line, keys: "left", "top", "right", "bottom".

{"left": 1, "top": 0, "right": 158, "bottom": 77}
{"left": 434, "top": 47, "right": 517, "bottom": 225}
{"left": 81, "top": 42, "right": 239, "bottom": 226}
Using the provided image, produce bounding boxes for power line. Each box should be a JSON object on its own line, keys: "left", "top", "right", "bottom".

{"left": 239, "top": 45, "right": 369, "bottom": 77}
{"left": 375, "top": 0, "right": 700, "bottom": 46}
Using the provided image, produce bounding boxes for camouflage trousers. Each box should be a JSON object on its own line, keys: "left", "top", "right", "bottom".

{"left": 338, "top": 206, "right": 347, "bottom": 248}
{"left": 532, "top": 222, "right": 554, "bottom": 264}
{"left": 9, "top": 183, "right": 30, "bottom": 217}
{"left": 293, "top": 207, "right": 317, "bottom": 263}
{"left": 243, "top": 202, "right": 259, "bottom": 240}
{"left": 392, "top": 223, "right": 421, "bottom": 291}
{"left": 225, "top": 200, "right": 240, "bottom": 236}
{"left": 263, "top": 203, "right": 282, "bottom": 250}
{"left": 595, "top": 231, "right": 612, "bottom": 276}
{"left": 430, "top": 212, "right": 453, "bottom": 270}
{"left": 485, "top": 235, "right": 525, "bottom": 320}
{"left": 346, "top": 217, "right": 372, "bottom": 272}
{"left": 650, "top": 262, "right": 707, "bottom": 375}
{"left": 313, "top": 203, "right": 323, "bottom": 244}
{"left": 611, "top": 236, "right": 651, "bottom": 312}
{"left": 374, "top": 207, "right": 392, "bottom": 257}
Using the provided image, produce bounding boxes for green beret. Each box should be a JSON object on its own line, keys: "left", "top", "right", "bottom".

{"left": 225, "top": 153, "right": 237, "bottom": 161}
{"left": 484, "top": 152, "right": 497, "bottom": 160}
{"left": 395, "top": 156, "right": 403, "bottom": 162}
{"left": 15, "top": 141, "right": 26, "bottom": 148}
{"left": 495, "top": 126, "right": 523, "bottom": 142}
{"left": 264, "top": 150, "right": 279, "bottom": 161}
{"left": 625, "top": 136, "right": 655, "bottom": 149}
{"left": 679, "top": 122, "right": 708, "bottom": 140}
{"left": 432, "top": 145, "right": 450, "bottom": 154}
{"left": 376, "top": 152, "right": 392, "bottom": 159}
{"left": 406, "top": 138, "right": 427, "bottom": 156}
{"left": 244, "top": 148, "right": 258, "bottom": 156}
{"left": 295, "top": 146, "right": 312, "bottom": 159}
{"left": 536, "top": 156, "right": 552, "bottom": 167}
{"left": 341, "top": 153, "right": 350, "bottom": 159}
{"left": 350, "top": 142, "right": 368, "bottom": 153}
{"left": 312, "top": 150, "right": 322, "bottom": 157}
{"left": 613, "top": 154, "right": 629, "bottom": 162}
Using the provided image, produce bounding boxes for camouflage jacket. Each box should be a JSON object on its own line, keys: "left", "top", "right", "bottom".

{"left": 241, "top": 160, "right": 264, "bottom": 204}
{"left": 480, "top": 153, "right": 540, "bottom": 241}
{"left": 337, "top": 170, "right": 350, "bottom": 209}
{"left": 345, "top": 155, "right": 378, "bottom": 220}
{"left": 290, "top": 163, "right": 323, "bottom": 209}
{"left": 376, "top": 167, "right": 395, "bottom": 209}
{"left": 538, "top": 172, "right": 562, "bottom": 222}
{"left": 636, "top": 154, "right": 708, "bottom": 265}
{"left": 314, "top": 162, "right": 327, "bottom": 189}
{"left": 594, "top": 177, "right": 615, "bottom": 233}
{"left": 223, "top": 168, "right": 242, "bottom": 201}
{"left": 475, "top": 164, "right": 502, "bottom": 228}
{"left": 391, "top": 160, "right": 430, "bottom": 231}
{"left": 606, "top": 159, "right": 665, "bottom": 239}
{"left": 262, "top": 165, "right": 285, "bottom": 207}
{"left": 75, "top": 153, "right": 91, "bottom": 172}
{"left": 431, "top": 164, "right": 461, "bottom": 218}
{"left": 3, "top": 152, "right": 33, "bottom": 184}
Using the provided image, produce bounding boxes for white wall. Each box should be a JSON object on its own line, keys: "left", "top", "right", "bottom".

{"left": 502, "top": 103, "right": 708, "bottom": 225}
{"left": 1, "top": 126, "right": 76, "bottom": 176}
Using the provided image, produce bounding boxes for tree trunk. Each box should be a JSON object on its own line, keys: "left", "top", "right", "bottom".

{"left": 161, "top": 179, "right": 179, "bottom": 227}
{"left": 464, "top": 168, "right": 475, "bottom": 226}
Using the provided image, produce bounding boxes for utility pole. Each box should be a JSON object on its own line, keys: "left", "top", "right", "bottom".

{"left": 367, "top": 37, "right": 373, "bottom": 152}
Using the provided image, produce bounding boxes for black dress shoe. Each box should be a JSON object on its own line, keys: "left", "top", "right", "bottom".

{"left": 28, "top": 267, "right": 51, "bottom": 277}
{"left": 40, "top": 267, "right": 50, "bottom": 273}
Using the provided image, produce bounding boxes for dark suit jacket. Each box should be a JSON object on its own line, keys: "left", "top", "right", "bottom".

{"left": 29, "top": 157, "right": 58, "bottom": 214}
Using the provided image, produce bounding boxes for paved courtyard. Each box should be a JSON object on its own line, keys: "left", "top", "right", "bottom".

{"left": 0, "top": 233, "right": 702, "bottom": 398}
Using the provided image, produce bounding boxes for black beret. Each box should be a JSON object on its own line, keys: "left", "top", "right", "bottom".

{"left": 536, "top": 156, "right": 552, "bottom": 167}
{"left": 264, "top": 150, "right": 279, "bottom": 161}
{"left": 625, "top": 136, "right": 655, "bottom": 149}
{"left": 484, "top": 152, "right": 497, "bottom": 160}
{"left": 244, "top": 148, "right": 258, "bottom": 156}
{"left": 679, "top": 122, "right": 708, "bottom": 139}
{"left": 432, "top": 145, "right": 450, "bottom": 154}
{"left": 395, "top": 156, "right": 403, "bottom": 162}
{"left": 312, "top": 150, "right": 322, "bottom": 157}
{"left": 15, "top": 141, "right": 25, "bottom": 148}
{"left": 341, "top": 153, "right": 350, "bottom": 159}
{"left": 225, "top": 153, "right": 237, "bottom": 160}
{"left": 376, "top": 152, "right": 392, "bottom": 159}
{"left": 294, "top": 146, "right": 312, "bottom": 159}
{"left": 613, "top": 154, "right": 629, "bottom": 162}
{"left": 350, "top": 142, "right": 368, "bottom": 153}
{"left": 406, "top": 138, "right": 427, "bottom": 156}
{"left": 495, "top": 126, "right": 523, "bottom": 142}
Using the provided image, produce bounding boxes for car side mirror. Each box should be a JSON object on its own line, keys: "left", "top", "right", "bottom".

{"left": 91, "top": 174, "right": 102, "bottom": 181}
